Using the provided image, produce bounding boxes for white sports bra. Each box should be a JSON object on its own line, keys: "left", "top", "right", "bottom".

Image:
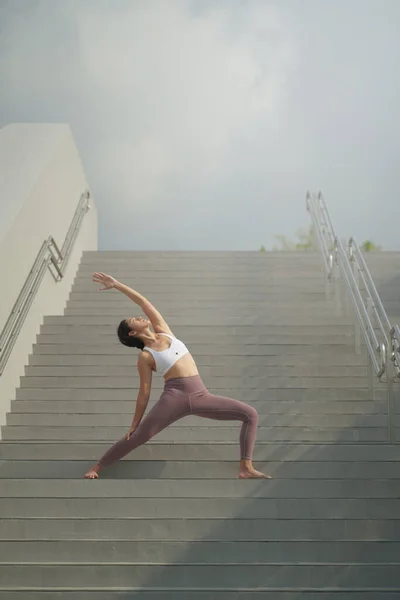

{"left": 143, "top": 333, "right": 190, "bottom": 376}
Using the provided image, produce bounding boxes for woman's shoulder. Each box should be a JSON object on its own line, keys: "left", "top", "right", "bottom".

{"left": 158, "top": 332, "right": 175, "bottom": 340}
{"left": 138, "top": 351, "right": 154, "bottom": 365}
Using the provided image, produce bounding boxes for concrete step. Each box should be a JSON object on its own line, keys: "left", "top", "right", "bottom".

{"left": 68, "top": 292, "right": 335, "bottom": 307}
{"left": 18, "top": 375, "right": 369, "bottom": 389}
{"left": 2, "top": 479, "right": 399, "bottom": 499}
{"left": 0, "top": 590, "right": 399, "bottom": 600}
{"left": 35, "top": 334, "right": 355, "bottom": 345}
{"left": 0, "top": 460, "right": 399, "bottom": 480}
{"left": 1, "top": 426, "right": 387, "bottom": 442}
{"left": 1, "top": 540, "right": 399, "bottom": 563}
{"left": 66, "top": 301, "right": 338, "bottom": 316}
{"left": 65, "top": 307, "right": 346, "bottom": 320}
{"left": 44, "top": 314, "right": 348, "bottom": 327}
{"left": 74, "top": 275, "right": 327, "bottom": 288}
{"left": 0, "top": 497, "right": 398, "bottom": 518}
{"left": 9, "top": 400, "right": 384, "bottom": 415}
{"left": 42, "top": 323, "right": 354, "bottom": 335}
{"left": 15, "top": 387, "right": 372, "bottom": 401}
{"left": 77, "top": 255, "right": 325, "bottom": 265}
{"left": 76, "top": 261, "right": 325, "bottom": 271}
{"left": 76, "top": 268, "right": 326, "bottom": 278}
{"left": 28, "top": 353, "right": 367, "bottom": 367}
{"left": 79, "top": 257, "right": 324, "bottom": 277}
{"left": 1, "top": 516, "right": 399, "bottom": 541}
{"left": 80, "top": 250, "right": 323, "bottom": 262}
{"left": 0, "top": 438, "right": 400, "bottom": 462}
{"left": 81, "top": 248, "right": 323, "bottom": 255}
{"left": 70, "top": 290, "right": 330, "bottom": 303}
{"left": 71, "top": 285, "right": 328, "bottom": 296}
{"left": 78, "top": 258, "right": 325, "bottom": 267}
{"left": 31, "top": 343, "right": 359, "bottom": 356}
{"left": 23, "top": 365, "right": 367, "bottom": 378}
{"left": 0, "top": 443, "right": 397, "bottom": 461}
{"left": 5, "top": 413, "right": 386, "bottom": 428}
{"left": 1, "top": 563, "right": 400, "bottom": 588}
{"left": 0, "top": 587, "right": 400, "bottom": 600}
{"left": 74, "top": 276, "right": 325, "bottom": 288}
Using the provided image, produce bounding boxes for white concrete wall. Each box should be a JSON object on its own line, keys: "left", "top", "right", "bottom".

{"left": 0, "top": 123, "right": 98, "bottom": 435}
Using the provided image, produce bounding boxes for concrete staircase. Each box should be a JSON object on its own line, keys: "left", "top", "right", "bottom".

{"left": 1, "top": 250, "right": 399, "bottom": 599}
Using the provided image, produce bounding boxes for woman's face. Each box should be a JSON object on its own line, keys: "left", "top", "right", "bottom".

{"left": 127, "top": 316, "right": 150, "bottom": 336}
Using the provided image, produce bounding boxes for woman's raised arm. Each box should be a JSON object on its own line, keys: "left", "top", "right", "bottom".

{"left": 92, "top": 272, "right": 173, "bottom": 334}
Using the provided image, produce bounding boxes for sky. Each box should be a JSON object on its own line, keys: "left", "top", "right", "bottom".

{"left": 0, "top": 0, "right": 399, "bottom": 250}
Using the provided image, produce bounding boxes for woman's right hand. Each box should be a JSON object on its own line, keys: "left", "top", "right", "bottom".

{"left": 92, "top": 272, "right": 118, "bottom": 290}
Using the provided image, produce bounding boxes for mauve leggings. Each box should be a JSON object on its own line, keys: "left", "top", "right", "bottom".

{"left": 98, "top": 375, "right": 259, "bottom": 468}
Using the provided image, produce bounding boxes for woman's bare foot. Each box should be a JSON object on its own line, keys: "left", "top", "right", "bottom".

{"left": 238, "top": 460, "right": 271, "bottom": 479}
{"left": 84, "top": 464, "right": 101, "bottom": 479}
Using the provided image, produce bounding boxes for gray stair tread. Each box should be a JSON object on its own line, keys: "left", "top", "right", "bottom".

{"left": 31, "top": 344, "right": 360, "bottom": 356}
{"left": 1, "top": 498, "right": 400, "bottom": 518}
{"left": 6, "top": 414, "right": 386, "bottom": 427}
{"left": 0, "top": 592, "right": 399, "bottom": 600}
{"left": 9, "top": 400, "right": 384, "bottom": 414}
{"left": 1, "top": 460, "right": 399, "bottom": 479}
{"left": 23, "top": 366, "right": 367, "bottom": 377}
{"left": 2, "top": 478, "right": 400, "bottom": 498}
{"left": 1, "top": 517, "right": 400, "bottom": 541}
{"left": 1, "top": 442, "right": 397, "bottom": 460}
{"left": 3, "top": 540, "right": 400, "bottom": 562}
{"left": 15, "top": 387, "right": 373, "bottom": 400}
{"left": 28, "top": 353, "right": 367, "bottom": 366}
{"left": 2, "top": 426, "right": 388, "bottom": 442}
{"left": 2, "top": 563, "right": 400, "bottom": 588}
{"left": 18, "top": 376, "right": 368, "bottom": 388}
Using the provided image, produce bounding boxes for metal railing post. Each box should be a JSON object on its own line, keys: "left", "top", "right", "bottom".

{"left": 366, "top": 297, "right": 374, "bottom": 400}
{"left": 387, "top": 356, "right": 395, "bottom": 443}
{"left": 349, "top": 242, "right": 361, "bottom": 355}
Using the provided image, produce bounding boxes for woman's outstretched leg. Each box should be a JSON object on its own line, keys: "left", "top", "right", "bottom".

{"left": 84, "top": 390, "right": 189, "bottom": 479}
{"left": 189, "top": 390, "right": 270, "bottom": 479}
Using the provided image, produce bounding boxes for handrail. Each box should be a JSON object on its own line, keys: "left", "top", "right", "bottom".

{"left": 391, "top": 324, "right": 400, "bottom": 378}
{"left": 306, "top": 191, "right": 336, "bottom": 277}
{"left": 336, "top": 235, "right": 386, "bottom": 378}
{"left": 348, "top": 236, "right": 392, "bottom": 341}
{"left": 307, "top": 190, "right": 389, "bottom": 379}
{"left": 0, "top": 190, "right": 91, "bottom": 375}
{"left": 307, "top": 190, "right": 400, "bottom": 442}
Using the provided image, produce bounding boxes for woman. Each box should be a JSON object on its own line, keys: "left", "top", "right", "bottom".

{"left": 84, "top": 272, "right": 269, "bottom": 479}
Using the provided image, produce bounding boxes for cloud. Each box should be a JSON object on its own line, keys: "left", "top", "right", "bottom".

{"left": 1, "top": 0, "right": 295, "bottom": 247}
{"left": 75, "top": 0, "right": 294, "bottom": 195}
{"left": 1, "top": 0, "right": 399, "bottom": 250}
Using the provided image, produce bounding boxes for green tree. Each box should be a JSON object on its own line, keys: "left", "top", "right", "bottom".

{"left": 259, "top": 226, "right": 315, "bottom": 251}
{"left": 260, "top": 232, "right": 382, "bottom": 253}
{"left": 360, "top": 240, "right": 382, "bottom": 252}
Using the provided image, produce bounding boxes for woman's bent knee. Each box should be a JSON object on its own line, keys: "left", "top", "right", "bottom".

{"left": 247, "top": 405, "right": 258, "bottom": 423}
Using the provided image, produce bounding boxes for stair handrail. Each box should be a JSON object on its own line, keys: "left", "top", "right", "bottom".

{"left": 348, "top": 236, "right": 393, "bottom": 340}
{"left": 391, "top": 324, "right": 400, "bottom": 378}
{"left": 306, "top": 191, "right": 388, "bottom": 379}
{"left": 306, "top": 191, "right": 336, "bottom": 278}
{"left": 0, "top": 190, "right": 91, "bottom": 376}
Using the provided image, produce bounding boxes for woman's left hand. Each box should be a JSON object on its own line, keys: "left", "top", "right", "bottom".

{"left": 125, "top": 426, "right": 137, "bottom": 440}
{"left": 92, "top": 272, "right": 118, "bottom": 290}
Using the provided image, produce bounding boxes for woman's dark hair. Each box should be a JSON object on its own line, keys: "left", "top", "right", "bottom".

{"left": 117, "top": 319, "right": 144, "bottom": 350}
